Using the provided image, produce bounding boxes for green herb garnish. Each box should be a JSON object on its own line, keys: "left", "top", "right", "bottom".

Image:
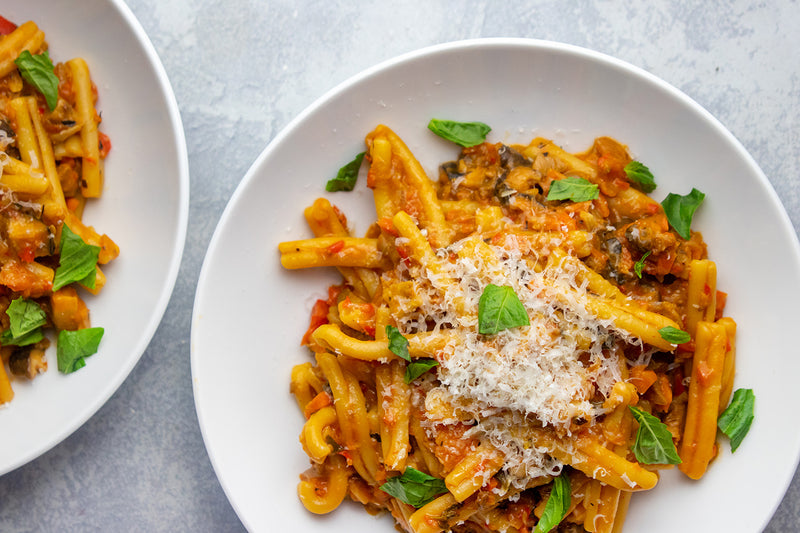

{"left": 658, "top": 326, "right": 691, "bottom": 345}
{"left": 56, "top": 327, "right": 104, "bottom": 374}
{"left": 478, "top": 284, "right": 530, "bottom": 335}
{"left": 629, "top": 405, "right": 682, "bottom": 465}
{"left": 634, "top": 251, "right": 652, "bottom": 279}
{"left": 379, "top": 467, "right": 448, "bottom": 508}
{"left": 546, "top": 176, "right": 599, "bottom": 203}
{"left": 533, "top": 472, "right": 571, "bottom": 533}
{"left": 325, "top": 152, "right": 365, "bottom": 192}
{"left": 14, "top": 50, "right": 59, "bottom": 111}
{"left": 386, "top": 325, "right": 410, "bottom": 361}
{"left": 0, "top": 327, "right": 44, "bottom": 347}
{"left": 53, "top": 224, "right": 100, "bottom": 291}
{"left": 717, "top": 388, "right": 755, "bottom": 452}
{"left": 624, "top": 161, "right": 656, "bottom": 193}
{"left": 1, "top": 298, "right": 47, "bottom": 346}
{"left": 661, "top": 188, "right": 705, "bottom": 240}
{"left": 404, "top": 358, "right": 438, "bottom": 383}
{"left": 427, "top": 119, "right": 491, "bottom": 147}
{"left": 6, "top": 298, "right": 46, "bottom": 338}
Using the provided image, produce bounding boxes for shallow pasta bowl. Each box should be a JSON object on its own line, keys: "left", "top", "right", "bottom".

{"left": 192, "top": 38, "right": 800, "bottom": 532}
{"left": 0, "top": 0, "right": 188, "bottom": 474}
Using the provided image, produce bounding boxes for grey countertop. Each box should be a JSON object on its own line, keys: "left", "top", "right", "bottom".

{"left": 1, "top": 1, "right": 799, "bottom": 531}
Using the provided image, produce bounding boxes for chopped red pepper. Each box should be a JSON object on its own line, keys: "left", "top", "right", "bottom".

{"left": 715, "top": 290, "right": 728, "bottom": 320}
{"left": 302, "top": 390, "right": 333, "bottom": 418}
{"left": 377, "top": 217, "right": 398, "bottom": 236}
{"left": 0, "top": 15, "right": 17, "bottom": 35}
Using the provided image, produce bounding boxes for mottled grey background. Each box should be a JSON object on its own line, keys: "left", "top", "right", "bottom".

{"left": 1, "top": 1, "right": 798, "bottom": 531}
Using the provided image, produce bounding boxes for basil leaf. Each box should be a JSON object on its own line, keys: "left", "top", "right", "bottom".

{"left": 6, "top": 298, "right": 46, "bottom": 338}
{"left": 546, "top": 176, "right": 599, "bottom": 203}
{"left": 427, "top": 119, "right": 491, "bottom": 147}
{"left": 661, "top": 188, "right": 705, "bottom": 240}
{"left": 634, "top": 250, "right": 651, "bottom": 279}
{"left": 325, "top": 152, "right": 365, "bottom": 192}
{"left": 379, "top": 467, "right": 448, "bottom": 508}
{"left": 57, "top": 327, "right": 104, "bottom": 374}
{"left": 629, "top": 406, "right": 682, "bottom": 465}
{"left": 478, "top": 284, "right": 529, "bottom": 335}
{"left": 386, "top": 325, "right": 410, "bottom": 361}
{"left": 658, "top": 326, "right": 691, "bottom": 345}
{"left": 0, "top": 327, "right": 44, "bottom": 347}
{"left": 533, "top": 472, "right": 571, "bottom": 533}
{"left": 718, "top": 388, "right": 755, "bottom": 452}
{"left": 14, "top": 50, "right": 59, "bottom": 111}
{"left": 53, "top": 224, "right": 100, "bottom": 291}
{"left": 624, "top": 161, "right": 656, "bottom": 193}
{"left": 404, "top": 358, "right": 438, "bottom": 383}
{"left": 1, "top": 298, "right": 47, "bottom": 346}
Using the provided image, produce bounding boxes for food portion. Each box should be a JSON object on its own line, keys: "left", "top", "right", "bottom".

{"left": 280, "top": 122, "right": 753, "bottom": 532}
{"left": 0, "top": 17, "right": 118, "bottom": 405}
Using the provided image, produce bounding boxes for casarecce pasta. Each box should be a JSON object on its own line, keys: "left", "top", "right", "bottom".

{"left": 280, "top": 123, "right": 744, "bottom": 532}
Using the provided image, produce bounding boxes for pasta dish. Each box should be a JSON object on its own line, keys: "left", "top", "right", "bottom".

{"left": 0, "top": 17, "right": 118, "bottom": 404}
{"left": 280, "top": 122, "right": 751, "bottom": 532}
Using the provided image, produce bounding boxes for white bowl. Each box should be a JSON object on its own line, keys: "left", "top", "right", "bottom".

{"left": 192, "top": 38, "right": 800, "bottom": 532}
{"left": 0, "top": 0, "right": 188, "bottom": 474}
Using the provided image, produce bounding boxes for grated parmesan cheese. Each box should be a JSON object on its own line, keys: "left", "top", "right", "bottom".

{"left": 389, "top": 233, "right": 648, "bottom": 487}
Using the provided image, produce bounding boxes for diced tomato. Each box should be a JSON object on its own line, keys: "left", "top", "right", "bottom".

{"left": 612, "top": 176, "right": 630, "bottom": 191}
{"left": 646, "top": 201, "right": 662, "bottom": 215}
{"left": 66, "top": 197, "right": 81, "bottom": 212}
{"left": 325, "top": 240, "right": 345, "bottom": 255}
{"left": 677, "top": 339, "right": 696, "bottom": 354}
{"left": 18, "top": 246, "right": 35, "bottom": 263}
{"left": 696, "top": 360, "right": 714, "bottom": 386}
{"left": 0, "top": 16, "right": 17, "bottom": 35}
{"left": 98, "top": 131, "right": 112, "bottom": 158}
{"left": 301, "top": 299, "right": 329, "bottom": 345}
{"left": 327, "top": 284, "right": 343, "bottom": 303}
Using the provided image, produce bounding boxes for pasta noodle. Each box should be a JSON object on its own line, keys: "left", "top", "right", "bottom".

{"left": 281, "top": 124, "right": 738, "bottom": 532}
{"left": 0, "top": 18, "right": 117, "bottom": 405}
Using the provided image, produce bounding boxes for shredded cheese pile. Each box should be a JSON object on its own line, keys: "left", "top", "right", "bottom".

{"left": 392, "top": 234, "right": 638, "bottom": 486}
